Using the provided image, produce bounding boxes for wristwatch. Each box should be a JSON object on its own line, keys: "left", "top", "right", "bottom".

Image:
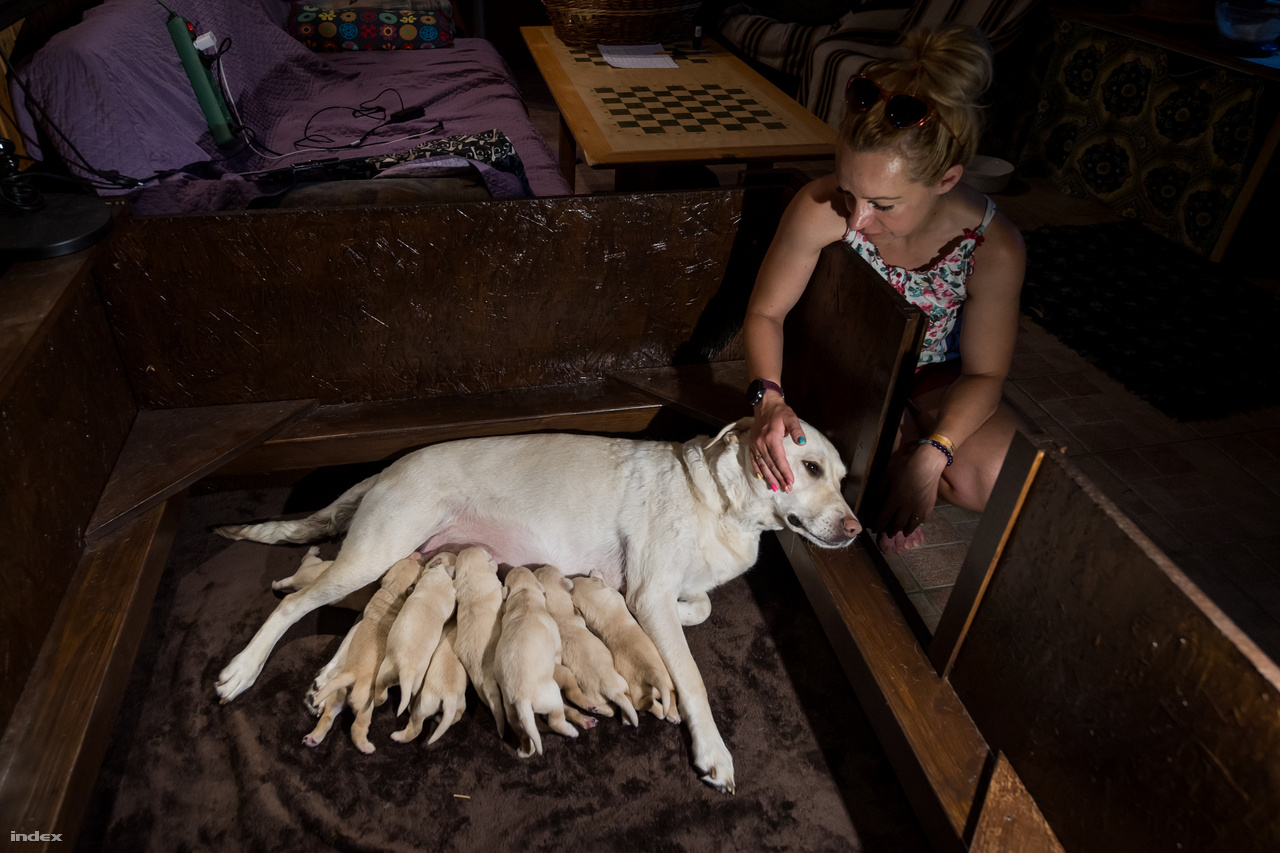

{"left": 747, "top": 379, "right": 785, "bottom": 406}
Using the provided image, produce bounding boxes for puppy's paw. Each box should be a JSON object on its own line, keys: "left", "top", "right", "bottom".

{"left": 215, "top": 655, "right": 264, "bottom": 703}
{"left": 694, "top": 740, "right": 736, "bottom": 795}
{"left": 356, "top": 740, "right": 376, "bottom": 755}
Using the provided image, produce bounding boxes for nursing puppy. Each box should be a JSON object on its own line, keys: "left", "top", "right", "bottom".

{"left": 217, "top": 418, "right": 860, "bottom": 792}
{"left": 571, "top": 574, "right": 678, "bottom": 722}
{"left": 303, "top": 620, "right": 360, "bottom": 747}
{"left": 535, "top": 565, "right": 638, "bottom": 726}
{"left": 274, "top": 546, "right": 375, "bottom": 611}
{"left": 451, "top": 547, "right": 507, "bottom": 736}
{"left": 495, "top": 566, "right": 579, "bottom": 757}
{"left": 310, "top": 553, "right": 422, "bottom": 753}
{"left": 376, "top": 552, "right": 457, "bottom": 714}
{"left": 391, "top": 620, "right": 468, "bottom": 745}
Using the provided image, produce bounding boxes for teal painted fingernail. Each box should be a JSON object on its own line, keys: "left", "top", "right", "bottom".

{"left": 797, "top": 436, "right": 806, "bottom": 445}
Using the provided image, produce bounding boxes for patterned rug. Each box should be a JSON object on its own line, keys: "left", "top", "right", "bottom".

{"left": 1022, "top": 220, "right": 1277, "bottom": 422}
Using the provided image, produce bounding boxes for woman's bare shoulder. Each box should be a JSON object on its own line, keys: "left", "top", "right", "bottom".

{"left": 781, "top": 173, "right": 849, "bottom": 248}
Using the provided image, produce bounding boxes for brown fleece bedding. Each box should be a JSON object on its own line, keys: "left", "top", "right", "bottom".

{"left": 75, "top": 480, "right": 929, "bottom": 852}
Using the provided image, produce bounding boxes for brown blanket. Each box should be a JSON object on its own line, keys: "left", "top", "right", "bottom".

{"left": 76, "top": 483, "right": 928, "bottom": 852}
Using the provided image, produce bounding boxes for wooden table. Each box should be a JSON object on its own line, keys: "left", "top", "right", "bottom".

{"left": 521, "top": 26, "right": 836, "bottom": 190}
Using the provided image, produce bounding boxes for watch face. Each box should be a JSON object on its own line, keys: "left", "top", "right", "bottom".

{"left": 747, "top": 379, "right": 765, "bottom": 405}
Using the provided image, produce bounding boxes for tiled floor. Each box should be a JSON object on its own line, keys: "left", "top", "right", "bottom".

{"left": 518, "top": 69, "right": 1280, "bottom": 663}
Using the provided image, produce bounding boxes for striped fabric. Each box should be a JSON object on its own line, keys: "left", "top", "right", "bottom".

{"left": 717, "top": 5, "right": 911, "bottom": 78}
{"left": 720, "top": 0, "right": 1040, "bottom": 128}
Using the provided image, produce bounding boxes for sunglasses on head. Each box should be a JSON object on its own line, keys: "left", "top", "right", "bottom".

{"left": 844, "top": 74, "right": 956, "bottom": 141}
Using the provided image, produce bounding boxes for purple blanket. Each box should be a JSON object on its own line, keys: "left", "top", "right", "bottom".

{"left": 9, "top": 0, "right": 571, "bottom": 212}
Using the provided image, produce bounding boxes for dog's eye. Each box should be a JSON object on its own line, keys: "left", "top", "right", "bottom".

{"left": 803, "top": 461, "right": 823, "bottom": 478}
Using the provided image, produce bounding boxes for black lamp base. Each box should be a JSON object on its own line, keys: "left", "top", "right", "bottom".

{"left": 1, "top": 194, "right": 114, "bottom": 262}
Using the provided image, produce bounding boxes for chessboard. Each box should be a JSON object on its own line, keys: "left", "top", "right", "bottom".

{"left": 593, "top": 84, "right": 789, "bottom": 136}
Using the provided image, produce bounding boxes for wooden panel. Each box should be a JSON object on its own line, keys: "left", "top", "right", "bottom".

{"left": 521, "top": 27, "right": 836, "bottom": 169}
{"left": 0, "top": 499, "right": 181, "bottom": 852}
{"left": 96, "top": 191, "right": 748, "bottom": 408}
{"left": 214, "top": 380, "right": 663, "bottom": 475}
{"left": 950, "top": 450, "right": 1280, "bottom": 852}
{"left": 781, "top": 532, "right": 989, "bottom": 853}
{"left": 0, "top": 264, "right": 135, "bottom": 736}
{"left": 610, "top": 360, "right": 750, "bottom": 426}
{"left": 782, "top": 241, "right": 925, "bottom": 517}
{"left": 928, "top": 432, "right": 1050, "bottom": 677}
{"left": 0, "top": 250, "right": 97, "bottom": 402}
{"left": 969, "top": 753, "right": 1064, "bottom": 853}
{"left": 86, "top": 400, "right": 317, "bottom": 540}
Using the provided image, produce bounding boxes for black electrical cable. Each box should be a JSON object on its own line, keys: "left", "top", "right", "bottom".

{"left": 293, "top": 88, "right": 405, "bottom": 151}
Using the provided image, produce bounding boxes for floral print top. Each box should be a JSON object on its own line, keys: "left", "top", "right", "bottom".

{"left": 843, "top": 196, "right": 997, "bottom": 368}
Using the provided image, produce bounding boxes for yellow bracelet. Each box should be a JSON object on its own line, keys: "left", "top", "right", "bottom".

{"left": 925, "top": 432, "right": 956, "bottom": 456}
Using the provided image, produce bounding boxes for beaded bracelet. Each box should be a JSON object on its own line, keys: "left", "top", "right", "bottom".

{"left": 919, "top": 437, "right": 954, "bottom": 466}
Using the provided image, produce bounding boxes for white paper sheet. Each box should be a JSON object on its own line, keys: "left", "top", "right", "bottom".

{"left": 597, "top": 44, "right": 679, "bottom": 69}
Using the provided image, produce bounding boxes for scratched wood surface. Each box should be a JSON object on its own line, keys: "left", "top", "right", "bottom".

{"left": 96, "top": 191, "right": 747, "bottom": 409}
{"left": 0, "top": 261, "right": 135, "bottom": 736}
{"left": 950, "top": 450, "right": 1280, "bottom": 851}
{"left": 781, "top": 241, "right": 925, "bottom": 518}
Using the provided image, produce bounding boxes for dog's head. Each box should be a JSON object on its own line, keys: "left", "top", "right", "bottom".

{"left": 710, "top": 418, "right": 861, "bottom": 549}
{"left": 504, "top": 565, "right": 545, "bottom": 597}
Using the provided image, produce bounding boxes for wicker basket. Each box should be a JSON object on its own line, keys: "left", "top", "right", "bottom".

{"left": 542, "top": 0, "right": 702, "bottom": 47}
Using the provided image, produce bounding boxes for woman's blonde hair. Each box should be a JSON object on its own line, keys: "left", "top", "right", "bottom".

{"left": 837, "top": 25, "right": 993, "bottom": 186}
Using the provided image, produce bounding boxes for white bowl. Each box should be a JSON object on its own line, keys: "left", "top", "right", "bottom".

{"left": 961, "top": 155, "right": 1015, "bottom": 193}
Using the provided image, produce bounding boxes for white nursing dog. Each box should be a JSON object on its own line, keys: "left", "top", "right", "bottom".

{"left": 215, "top": 416, "right": 860, "bottom": 793}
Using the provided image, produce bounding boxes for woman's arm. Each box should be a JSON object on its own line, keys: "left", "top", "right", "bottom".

{"left": 744, "top": 174, "right": 848, "bottom": 491}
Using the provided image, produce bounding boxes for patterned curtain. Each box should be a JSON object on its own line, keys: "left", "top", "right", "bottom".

{"left": 1022, "top": 18, "right": 1268, "bottom": 256}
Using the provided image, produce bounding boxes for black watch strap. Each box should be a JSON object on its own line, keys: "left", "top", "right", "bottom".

{"left": 747, "top": 379, "right": 784, "bottom": 406}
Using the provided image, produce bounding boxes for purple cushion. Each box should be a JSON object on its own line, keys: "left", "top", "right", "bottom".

{"left": 287, "top": 4, "right": 455, "bottom": 51}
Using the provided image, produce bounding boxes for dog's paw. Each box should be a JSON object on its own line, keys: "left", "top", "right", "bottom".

{"left": 694, "top": 740, "right": 736, "bottom": 795}
{"left": 303, "top": 734, "right": 322, "bottom": 748}
{"left": 216, "top": 655, "right": 264, "bottom": 703}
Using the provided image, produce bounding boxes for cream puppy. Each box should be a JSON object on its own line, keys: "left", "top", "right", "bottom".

{"left": 495, "top": 566, "right": 579, "bottom": 757}
{"left": 571, "top": 574, "right": 678, "bottom": 722}
{"left": 451, "top": 546, "right": 507, "bottom": 736}
{"left": 273, "top": 546, "right": 376, "bottom": 611}
{"left": 376, "top": 552, "right": 458, "bottom": 714}
{"left": 303, "top": 620, "right": 360, "bottom": 747}
{"left": 391, "top": 620, "right": 468, "bottom": 745}
{"left": 311, "top": 553, "right": 423, "bottom": 753}
{"left": 535, "top": 566, "right": 638, "bottom": 726}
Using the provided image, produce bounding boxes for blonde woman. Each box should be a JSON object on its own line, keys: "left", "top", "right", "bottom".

{"left": 745, "top": 26, "right": 1025, "bottom": 554}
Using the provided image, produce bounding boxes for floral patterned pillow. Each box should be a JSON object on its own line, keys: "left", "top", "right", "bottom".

{"left": 287, "top": 3, "right": 455, "bottom": 51}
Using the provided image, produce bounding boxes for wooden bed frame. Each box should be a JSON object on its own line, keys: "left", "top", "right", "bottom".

{"left": 2, "top": 186, "right": 1278, "bottom": 852}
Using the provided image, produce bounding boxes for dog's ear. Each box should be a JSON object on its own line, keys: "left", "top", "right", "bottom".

{"left": 706, "top": 416, "right": 752, "bottom": 449}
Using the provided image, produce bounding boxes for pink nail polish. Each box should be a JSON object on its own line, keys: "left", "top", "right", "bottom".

{"left": 771, "top": 483, "right": 778, "bottom": 493}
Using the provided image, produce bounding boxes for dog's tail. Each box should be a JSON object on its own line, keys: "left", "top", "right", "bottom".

{"left": 311, "top": 671, "right": 357, "bottom": 707}
{"left": 514, "top": 700, "right": 542, "bottom": 757}
{"left": 609, "top": 683, "right": 640, "bottom": 727}
{"left": 426, "top": 692, "right": 465, "bottom": 745}
{"left": 215, "top": 474, "right": 378, "bottom": 543}
{"left": 481, "top": 678, "right": 506, "bottom": 738}
{"left": 394, "top": 664, "right": 429, "bottom": 717}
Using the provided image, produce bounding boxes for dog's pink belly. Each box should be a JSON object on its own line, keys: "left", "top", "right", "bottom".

{"left": 416, "top": 519, "right": 624, "bottom": 587}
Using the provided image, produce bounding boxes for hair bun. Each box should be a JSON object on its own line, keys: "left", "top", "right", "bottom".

{"left": 901, "top": 25, "right": 993, "bottom": 108}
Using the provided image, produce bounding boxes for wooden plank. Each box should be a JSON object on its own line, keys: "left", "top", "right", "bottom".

{"left": 928, "top": 432, "right": 1049, "bottom": 677}
{"left": 780, "top": 532, "right": 989, "bottom": 853}
{"left": 610, "top": 360, "right": 750, "bottom": 426}
{"left": 520, "top": 27, "right": 836, "bottom": 170}
{"left": 0, "top": 267, "right": 134, "bottom": 736}
{"left": 96, "top": 191, "right": 747, "bottom": 408}
{"left": 782, "top": 241, "right": 924, "bottom": 518}
{"left": 969, "top": 753, "right": 1065, "bottom": 853}
{"left": 0, "top": 249, "right": 96, "bottom": 401}
{"left": 214, "top": 380, "right": 664, "bottom": 475}
{"left": 0, "top": 499, "right": 183, "bottom": 852}
{"left": 85, "top": 400, "right": 318, "bottom": 541}
{"left": 950, "top": 450, "right": 1280, "bottom": 852}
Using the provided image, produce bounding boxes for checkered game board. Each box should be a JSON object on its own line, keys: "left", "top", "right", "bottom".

{"left": 593, "top": 84, "right": 789, "bottom": 135}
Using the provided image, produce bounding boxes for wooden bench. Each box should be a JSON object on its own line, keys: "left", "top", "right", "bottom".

{"left": 0, "top": 186, "right": 785, "bottom": 848}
